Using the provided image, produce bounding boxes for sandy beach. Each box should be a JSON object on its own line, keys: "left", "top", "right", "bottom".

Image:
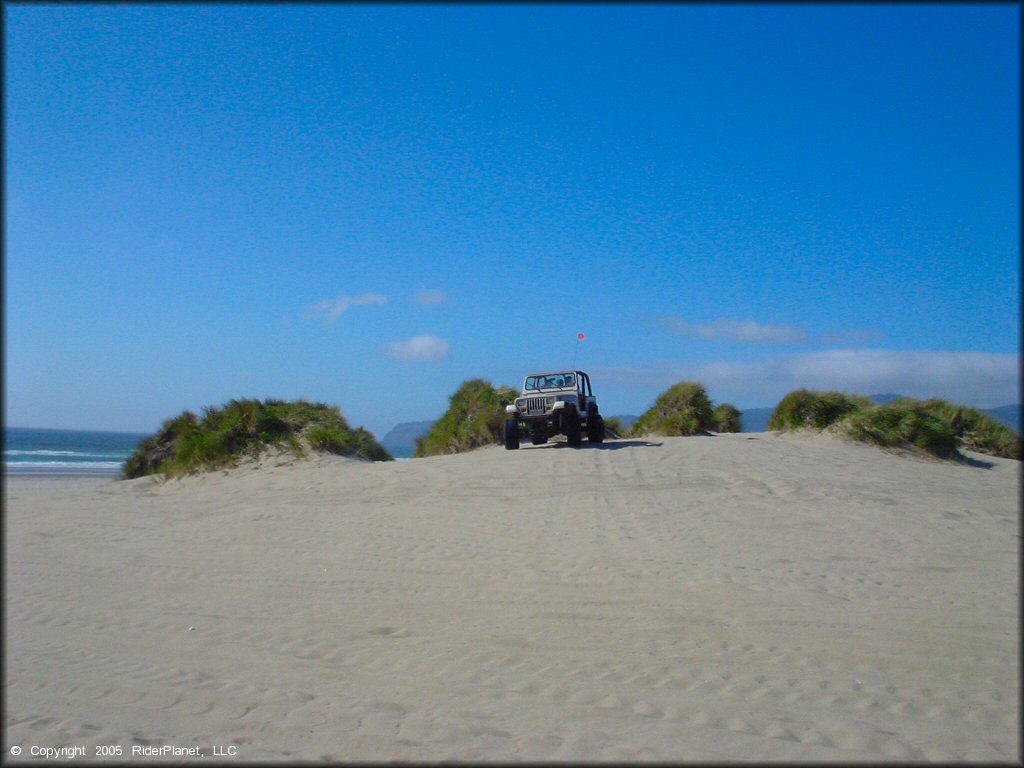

{"left": 4, "top": 431, "right": 1019, "bottom": 762}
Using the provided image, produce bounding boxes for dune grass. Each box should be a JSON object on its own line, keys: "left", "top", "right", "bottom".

{"left": 918, "top": 398, "right": 1021, "bottom": 460}
{"left": 834, "top": 399, "right": 960, "bottom": 459}
{"left": 414, "top": 379, "right": 520, "bottom": 457}
{"left": 712, "top": 403, "right": 743, "bottom": 433}
{"left": 767, "top": 389, "right": 1021, "bottom": 460}
{"left": 768, "top": 389, "right": 872, "bottom": 431}
{"left": 122, "top": 398, "right": 391, "bottom": 478}
{"left": 631, "top": 381, "right": 715, "bottom": 437}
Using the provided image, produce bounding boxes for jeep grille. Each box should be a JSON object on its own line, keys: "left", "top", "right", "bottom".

{"left": 520, "top": 396, "right": 552, "bottom": 415}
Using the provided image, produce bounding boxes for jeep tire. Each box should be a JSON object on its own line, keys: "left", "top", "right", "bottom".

{"left": 587, "top": 413, "right": 605, "bottom": 443}
{"left": 504, "top": 419, "right": 520, "bottom": 450}
{"left": 563, "top": 406, "right": 582, "bottom": 447}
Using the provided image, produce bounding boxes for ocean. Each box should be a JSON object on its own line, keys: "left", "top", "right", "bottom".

{"left": 4, "top": 427, "right": 149, "bottom": 477}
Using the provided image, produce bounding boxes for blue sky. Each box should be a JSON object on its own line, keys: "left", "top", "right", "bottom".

{"left": 5, "top": 4, "right": 1020, "bottom": 438}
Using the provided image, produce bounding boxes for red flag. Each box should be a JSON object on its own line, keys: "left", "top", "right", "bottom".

{"left": 578, "top": 332, "right": 585, "bottom": 340}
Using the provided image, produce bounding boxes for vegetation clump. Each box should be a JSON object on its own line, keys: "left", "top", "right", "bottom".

{"left": 122, "top": 398, "right": 391, "bottom": 478}
{"left": 767, "top": 389, "right": 1021, "bottom": 461}
{"left": 767, "top": 389, "right": 872, "bottom": 431}
{"left": 712, "top": 403, "right": 743, "bottom": 433}
{"left": 917, "top": 398, "right": 1021, "bottom": 460}
{"left": 631, "top": 381, "right": 715, "bottom": 437}
{"left": 833, "top": 399, "right": 959, "bottom": 459}
{"left": 414, "top": 379, "right": 520, "bottom": 457}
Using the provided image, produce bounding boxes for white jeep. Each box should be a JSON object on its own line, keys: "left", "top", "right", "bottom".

{"left": 503, "top": 370, "right": 605, "bottom": 449}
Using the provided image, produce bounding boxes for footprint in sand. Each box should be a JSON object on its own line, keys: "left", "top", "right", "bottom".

{"left": 369, "top": 626, "right": 411, "bottom": 638}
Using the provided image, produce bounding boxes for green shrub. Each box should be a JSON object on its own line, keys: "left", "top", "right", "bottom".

{"left": 632, "top": 381, "right": 715, "bottom": 437}
{"left": 414, "top": 379, "right": 519, "bottom": 457}
{"left": 836, "top": 399, "right": 959, "bottom": 459}
{"left": 764, "top": 388, "right": 1020, "bottom": 461}
{"left": 307, "top": 425, "right": 351, "bottom": 454}
{"left": 122, "top": 398, "right": 391, "bottom": 478}
{"left": 713, "top": 403, "right": 742, "bottom": 433}
{"left": 918, "top": 398, "right": 1021, "bottom": 460}
{"left": 768, "top": 389, "right": 872, "bottom": 431}
{"left": 307, "top": 424, "right": 391, "bottom": 462}
{"left": 122, "top": 411, "right": 199, "bottom": 479}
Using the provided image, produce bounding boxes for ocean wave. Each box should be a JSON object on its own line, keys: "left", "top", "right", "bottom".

{"left": 5, "top": 450, "right": 128, "bottom": 458}
{"left": 4, "top": 461, "right": 123, "bottom": 475}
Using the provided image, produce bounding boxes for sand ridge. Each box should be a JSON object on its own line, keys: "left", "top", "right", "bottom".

{"left": 4, "top": 431, "right": 1019, "bottom": 761}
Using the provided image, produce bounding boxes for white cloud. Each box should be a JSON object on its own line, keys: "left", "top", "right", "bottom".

{"left": 385, "top": 334, "right": 452, "bottom": 362}
{"left": 414, "top": 289, "right": 447, "bottom": 305}
{"left": 771, "top": 349, "right": 1020, "bottom": 405}
{"left": 305, "top": 293, "right": 387, "bottom": 323}
{"left": 659, "top": 316, "right": 808, "bottom": 344}
{"left": 817, "top": 327, "right": 884, "bottom": 347}
{"left": 593, "top": 349, "right": 1020, "bottom": 408}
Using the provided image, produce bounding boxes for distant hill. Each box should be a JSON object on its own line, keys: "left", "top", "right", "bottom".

{"left": 983, "top": 404, "right": 1021, "bottom": 435}
{"left": 740, "top": 395, "right": 1020, "bottom": 435}
{"left": 381, "top": 420, "right": 436, "bottom": 458}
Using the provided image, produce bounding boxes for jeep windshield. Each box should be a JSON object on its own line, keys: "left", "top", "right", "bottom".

{"left": 524, "top": 373, "right": 576, "bottom": 391}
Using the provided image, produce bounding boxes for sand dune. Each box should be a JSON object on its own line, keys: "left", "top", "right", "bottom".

{"left": 4, "top": 432, "right": 1019, "bottom": 761}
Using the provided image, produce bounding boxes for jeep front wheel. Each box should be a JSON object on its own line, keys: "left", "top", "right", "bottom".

{"left": 587, "top": 413, "right": 605, "bottom": 443}
{"left": 563, "top": 406, "right": 582, "bottom": 447}
{"left": 504, "top": 419, "right": 520, "bottom": 450}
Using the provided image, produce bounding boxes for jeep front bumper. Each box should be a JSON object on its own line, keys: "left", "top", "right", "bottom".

{"left": 507, "top": 398, "right": 569, "bottom": 421}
